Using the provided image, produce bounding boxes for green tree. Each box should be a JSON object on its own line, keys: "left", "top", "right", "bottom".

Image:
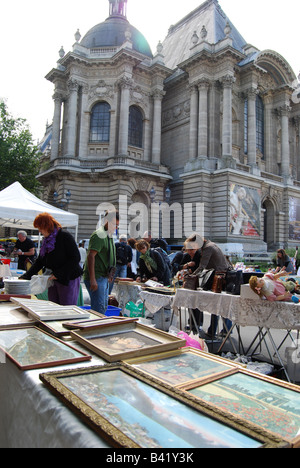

{"left": 0, "top": 100, "right": 41, "bottom": 194}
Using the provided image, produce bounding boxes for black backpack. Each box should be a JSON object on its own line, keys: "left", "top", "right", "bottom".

{"left": 153, "top": 247, "right": 172, "bottom": 273}
{"left": 116, "top": 243, "right": 128, "bottom": 265}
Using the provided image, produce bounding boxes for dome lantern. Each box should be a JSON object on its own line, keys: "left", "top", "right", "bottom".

{"left": 109, "top": 0, "right": 128, "bottom": 18}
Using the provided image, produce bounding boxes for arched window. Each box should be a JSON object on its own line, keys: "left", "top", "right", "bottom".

{"left": 243, "top": 96, "right": 265, "bottom": 157}
{"left": 128, "top": 106, "right": 143, "bottom": 148}
{"left": 89, "top": 102, "right": 111, "bottom": 143}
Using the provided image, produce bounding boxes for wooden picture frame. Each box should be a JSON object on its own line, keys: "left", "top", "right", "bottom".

{"left": 0, "top": 326, "right": 91, "bottom": 370}
{"left": 180, "top": 367, "right": 300, "bottom": 448}
{"left": 39, "top": 363, "right": 285, "bottom": 449}
{"left": 124, "top": 347, "right": 242, "bottom": 387}
{"left": 62, "top": 316, "right": 139, "bottom": 331}
{"left": 70, "top": 322, "right": 186, "bottom": 362}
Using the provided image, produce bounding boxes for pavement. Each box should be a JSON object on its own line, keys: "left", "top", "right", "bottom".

{"left": 195, "top": 311, "right": 300, "bottom": 384}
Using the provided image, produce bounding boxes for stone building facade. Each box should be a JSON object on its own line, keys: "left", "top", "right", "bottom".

{"left": 38, "top": 0, "right": 300, "bottom": 251}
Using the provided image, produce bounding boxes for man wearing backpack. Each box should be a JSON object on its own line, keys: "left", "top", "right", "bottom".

{"left": 109, "top": 235, "right": 132, "bottom": 293}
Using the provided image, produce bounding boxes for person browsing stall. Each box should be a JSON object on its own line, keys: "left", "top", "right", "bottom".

{"left": 135, "top": 239, "right": 170, "bottom": 286}
{"left": 84, "top": 211, "right": 119, "bottom": 314}
{"left": 21, "top": 213, "right": 82, "bottom": 305}
{"left": 13, "top": 231, "right": 36, "bottom": 270}
{"left": 192, "top": 234, "right": 230, "bottom": 338}
{"left": 275, "top": 249, "right": 295, "bottom": 275}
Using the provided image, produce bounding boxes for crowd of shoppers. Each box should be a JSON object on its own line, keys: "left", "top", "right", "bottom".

{"left": 14, "top": 209, "right": 235, "bottom": 340}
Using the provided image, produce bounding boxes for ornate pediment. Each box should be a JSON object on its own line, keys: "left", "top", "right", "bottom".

{"left": 88, "top": 80, "right": 114, "bottom": 101}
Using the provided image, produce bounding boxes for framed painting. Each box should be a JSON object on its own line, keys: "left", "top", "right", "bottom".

{"left": 39, "top": 363, "right": 284, "bottom": 449}
{"left": 62, "top": 316, "right": 139, "bottom": 332}
{"left": 39, "top": 311, "right": 108, "bottom": 337}
{"left": 0, "top": 303, "right": 36, "bottom": 329}
{"left": 10, "top": 298, "right": 90, "bottom": 321}
{"left": 124, "top": 347, "right": 240, "bottom": 387}
{"left": 0, "top": 326, "right": 91, "bottom": 370}
{"left": 182, "top": 368, "right": 300, "bottom": 448}
{"left": 70, "top": 322, "right": 186, "bottom": 362}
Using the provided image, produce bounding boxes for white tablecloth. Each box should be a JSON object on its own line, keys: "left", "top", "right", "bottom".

{"left": 0, "top": 349, "right": 109, "bottom": 448}
{"left": 139, "top": 291, "right": 175, "bottom": 314}
{"left": 172, "top": 289, "right": 300, "bottom": 330}
{"left": 113, "top": 283, "right": 142, "bottom": 312}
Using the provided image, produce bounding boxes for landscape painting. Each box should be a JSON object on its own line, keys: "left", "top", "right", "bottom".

{"left": 129, "top": 351, "right": 234, "bottom": 386}
{"left": 53, "top": 368, "right": 263, "bottom": 448}
{"left": 187, "top": 372, "right": 300, "bottom": 442}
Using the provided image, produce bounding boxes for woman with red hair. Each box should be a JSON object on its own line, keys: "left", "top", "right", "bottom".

{"left": 21, "top": 212, "right": 82, "bottom": 305}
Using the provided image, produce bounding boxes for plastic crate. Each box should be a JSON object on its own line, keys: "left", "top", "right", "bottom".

{"left": 105, "top": 305, "right": 122, "bottom": 317}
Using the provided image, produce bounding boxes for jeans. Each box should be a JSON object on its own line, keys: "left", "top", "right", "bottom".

{"left": 85, "top": 277, "right": 109, "bottom": 315}
{"left": 109, "top": 264, "right": 127, "bottom": 294}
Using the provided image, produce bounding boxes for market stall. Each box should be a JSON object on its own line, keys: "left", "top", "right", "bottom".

{"left": 172, "top": 288, "right": 300, "bottom": 382}
{"left": 0, "top": 182, "right": 78, "bottom": 238}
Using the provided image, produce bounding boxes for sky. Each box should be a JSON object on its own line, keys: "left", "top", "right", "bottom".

{"left": 1, "top": 0, "right": 299, "bottom": 143}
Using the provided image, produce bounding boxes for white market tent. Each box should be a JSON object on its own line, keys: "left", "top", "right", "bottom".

{"left": 0, "top": 182, "right": 79, "bottom": 238}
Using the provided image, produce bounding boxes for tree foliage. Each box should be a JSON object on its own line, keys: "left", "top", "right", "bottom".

{"left": 0, "top": 100, "right": 41, "bottom": 194}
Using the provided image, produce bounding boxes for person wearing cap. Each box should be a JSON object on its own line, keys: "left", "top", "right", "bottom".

{"left": 187, "top": 233, "right": 231, "bottom": 339}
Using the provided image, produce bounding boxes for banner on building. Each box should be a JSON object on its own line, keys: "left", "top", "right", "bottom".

{"left": 229, "top": 184, "right": 261, "bottom": 237}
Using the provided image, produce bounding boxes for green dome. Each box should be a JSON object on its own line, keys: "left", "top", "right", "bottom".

{"left": 80, "top": 16, "right": 153, "bottom": 58}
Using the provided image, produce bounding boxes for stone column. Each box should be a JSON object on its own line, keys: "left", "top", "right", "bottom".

{"left": 188, "top": 84, "right": 198, "bottom": 161}
{"left": 209, "top": 81, "right": 221, "bottom": 158}
{"left": 109, "top": 109, "right": 117, "bottom": 157}
{"left": 78, "top": 84, "right": 90, "bottom": 159}
{"left": 118, "top": 77, "right": 131, "bottom": 156}
{"left": 66, "top": 79, "right": 79, "bottom": 157}
{"left": 297, "top": 117, "right": 300, "bottom": 180}
{"left": 198, "top": 79, "right": 210, "bottom": 158}
{"left": 51, "top": 92, "right": 63, "bottom": 161}
{"left": 144, "top": 118, "right": 152, "bottom": 161}
{"left": 247, "top": 87, "right": 258, "bottom": 167}
{"left": 221, "top": 75, "right": 235, "bottom": 160}
{"left": 152, "top": 89, "right": 165, "bottom": 164}
{"left": 263, "top": 92, "right": 274, "bottom": 173}
{"left": 280, "top": 104, "right": 291, "bottom": 179}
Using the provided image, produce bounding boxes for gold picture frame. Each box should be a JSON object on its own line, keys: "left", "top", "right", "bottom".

{"left": 70, "top": 321, "right": 186, "bottom": 362}
{"left": 124, "top": 347, "right": 243, "bottom": 387}
{"left": 180, "top": 367, "right": 300, "bottom": 448}
{"left": 39, "top": 363, "right": 286, "bottom": 449}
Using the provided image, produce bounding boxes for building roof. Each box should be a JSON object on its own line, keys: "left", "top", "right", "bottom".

{"left": 161, "top": 0, "right": 247, "bottom": 70}
{"left": 80, "top": 14, "right": 153, "bottom": 58}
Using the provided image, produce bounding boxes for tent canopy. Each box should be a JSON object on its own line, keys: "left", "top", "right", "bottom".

{"left": 0, "top": 182, "right": 78, "bottom": 234}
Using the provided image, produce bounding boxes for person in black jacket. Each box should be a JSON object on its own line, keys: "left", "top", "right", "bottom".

{"left": 21, "top": 212, "right": 82, "bottom": 305}
{"left": 135, "top": 239, "right": 170, "bottom": 286}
